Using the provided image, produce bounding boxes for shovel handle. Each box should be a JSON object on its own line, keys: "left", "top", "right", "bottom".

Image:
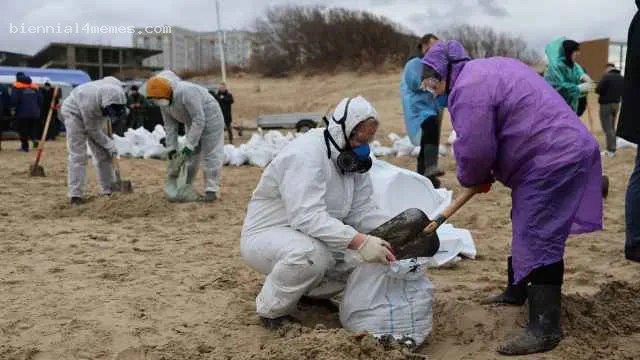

{"left": 31, "top": 87, "right": 59, "bottom": 168}
{"left": 424, "top": 187, "right": 477, "bottom": 233}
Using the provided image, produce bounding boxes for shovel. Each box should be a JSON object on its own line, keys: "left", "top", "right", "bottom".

{"left": 30, "top": 87, "right": 59, "bottom": 177}
{"left": 106, "top": 121, "right": 133, "bottom": 193}
{"left": 424, "top": 187, "right": 478, "bottom": 234}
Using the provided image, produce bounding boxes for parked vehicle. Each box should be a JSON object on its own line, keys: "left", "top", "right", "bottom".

{"left": 256, "top": 112, "right": 326, "bottom": 133}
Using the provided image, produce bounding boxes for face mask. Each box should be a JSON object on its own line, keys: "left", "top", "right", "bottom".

{"left": 324, "top": 98, "right": 374, "bottom": 174}
{"left": 151, "top": 98, "right": 170, "bottom": 107}
{"left": 336, "top": 144, "right": 372, "bottom": 174}
{"left": 420, "top": 77, "right": 440, "bottom": 96}
{"left": 103, "top": 104, "right": 127, "bottom": 126}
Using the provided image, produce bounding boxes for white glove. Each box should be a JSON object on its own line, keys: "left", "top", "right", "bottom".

{"left": 580, "top": 74, "right": 593, "bottom": 83}
{"left": 578, "top": 82, "right": 594, "bottom": 93}
{"left": 357, "top": 235, "right": 393, "bottom": 264}
{"left": 107, "top": 142, "right": 118, "bottom": 157}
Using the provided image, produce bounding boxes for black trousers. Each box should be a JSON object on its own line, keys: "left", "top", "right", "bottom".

{"left": 519, "top": 260, "right": 564, "bottom": 286}
{"left": 17, "top": 117, "right": 39, "bottom": 150}
{"left": 224, "top": 119, "right": 233, "bottom": 143}
{"left": 417, "top": 112, "right": 442, "bottom": 176}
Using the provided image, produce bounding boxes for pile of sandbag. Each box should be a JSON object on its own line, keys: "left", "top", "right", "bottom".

{"left": 225, "top": 130, "right": 296, "bottom": 167}
{"left": 109, "top": 126, "right": 453, "bottom": 167}
{"left": 110, "top": 125, "right": 170, "bottom": 159}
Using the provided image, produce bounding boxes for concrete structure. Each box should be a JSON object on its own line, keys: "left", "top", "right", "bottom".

{"left": 133, "top": 26, "right": 252, "bottom": 72}
{"left": 577, "top": 38, "right": 628, "bottom": 81}
{"left": 609, "top": 41, "right": 627, "bottom": 74}
{"left": 29, "top": 42, "right": 161, "bottom": 80}
{"left": 0, "top": 51, "right": 31, "bottom": 67}
{"left": 578, "top": 38, "right": 610, "bottom": 82}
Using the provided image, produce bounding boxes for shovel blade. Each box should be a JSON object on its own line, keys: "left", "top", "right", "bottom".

{"left": 369, "top": 208, "right": 440, "bottom": 259}
{"left": 121, "top": 180, "right": 133, "bottom": 193}
{"left": 29, "top": 164, "right": 46, "bottom": 177}
{"left": 112, "top": 180, "right": 133, "bottom": 193}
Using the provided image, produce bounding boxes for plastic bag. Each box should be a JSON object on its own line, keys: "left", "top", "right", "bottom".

{"left": 340, "top": 259, "right": 434, "bottom": 346}
{"left": 617, "top": 136, "right": 638, "bottom": 150}
{"left": 164, "top": 155, "right": 203, "bottom": 202}
{"left": 371, "top": 140, "right": 396, "bottom": 157}
{"left": 113, "top": 135, "right": 134, "bottom": 157}
{"left": 228, "top": 145, "right": 248, "bottom": 166}
{"left": 393, "top": 136, "right": 417, "bottom": 157}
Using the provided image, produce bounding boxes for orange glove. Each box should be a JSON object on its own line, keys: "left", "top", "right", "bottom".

{"left": 475, "top": 183, "right": 492, "bottom": 193}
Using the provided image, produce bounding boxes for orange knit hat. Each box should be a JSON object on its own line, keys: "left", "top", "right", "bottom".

{"left": 146, "top": 76, "right": 172, "bottom": 99}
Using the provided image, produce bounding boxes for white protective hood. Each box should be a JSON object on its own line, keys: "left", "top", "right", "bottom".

{"left": 326, "top": 96, "right": 379, "bottom": 155}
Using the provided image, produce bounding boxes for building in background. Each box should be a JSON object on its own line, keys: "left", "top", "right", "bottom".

{"left": 28, "top": 42, "right": 161, "bottom": 80}
{"left": 576, "top": 38, "right": 627, "bottom": 80}
{"left": 609, "top": 41, "right": 627, "bottom": 74}
{"left": 133, "top": 26, "right": 252, "bottom": 72}
{"left": 0, "top": 51, "right": 32, "bottom": 67}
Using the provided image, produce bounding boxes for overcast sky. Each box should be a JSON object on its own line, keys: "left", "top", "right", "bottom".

{"left": 1, "top": 0, "right": 636, "bottom": 55}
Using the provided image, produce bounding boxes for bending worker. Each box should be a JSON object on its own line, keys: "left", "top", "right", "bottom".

{"left": 145, "top": 71, "right": 225, "bottom": 202}
{"left": 241, "top": 96, "right": 439, "bottom": 329}
{"left": 421, "top": 41, "right": 603, "bottom": 356}
{"left": 544, "top": 37, "right": 594, "bottom": 114}
{"left": 61, "top": 76, "right": 127, "bottom": 206}
{"left": 401, "top": 33, "right": 445, "bottom": 187}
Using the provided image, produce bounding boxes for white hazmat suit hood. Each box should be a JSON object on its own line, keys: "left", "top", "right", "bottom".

{"left": 241, "top": 96, "right": 389, "bottom": 319}
{"left": 325, "top": 96, "right": 379, "bottom": 161}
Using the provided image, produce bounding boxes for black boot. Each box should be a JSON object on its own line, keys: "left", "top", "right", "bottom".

{"left": 70, "top": 197, "right": 83, "bottom": 207}
{"left": 204, "top": 191, "right": 217, "bottom": 202}
{"left": 481, "top": 257, "right": 527, "bottom": 305}
{"left": 497, "top": 285, "right": 562, "bottom": 355}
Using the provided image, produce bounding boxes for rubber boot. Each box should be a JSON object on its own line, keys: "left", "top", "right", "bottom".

{"left": 70, "top": 197, "right": 83, "bottom": 207}
{"left": 204, "top": 191, "right": 217, "bottom": 202}
{"left": 422, "top": 145, "right": 445, "bottom": 179}
{"left": 497, "top": 285, "right": 562, "bottom": 356}
{"left": 481, "top": 257, "right": 527, "bottom": 305}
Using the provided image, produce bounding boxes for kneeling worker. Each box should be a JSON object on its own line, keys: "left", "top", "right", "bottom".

{"left": 241, "top": 96, "right": 440, "bottom": 329}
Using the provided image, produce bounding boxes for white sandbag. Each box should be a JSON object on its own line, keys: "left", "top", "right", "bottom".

{"left": 113, "top": 135, "right": 134, "bottom": 157}
{"left": 369, "top": 159, "right": 476, "bottom": 268}
{"left": 371, "top": 140, "right": 396, "bottom": 157}
{"left": 369, "top": 159, "right": 448, "bottom": 219}
{"left": 393, "top": 136, "right": 417, "bottom": 157}
{"left": 447, "top": 130, "right": 457, "bottom": 145}
{"left": 223, "top": 144, "right": 235, "bottom": 165}
{"left": 388, "top": 133, "right": 402, "bottom": 143}
{"left": 340, "top": 260, "right": 434, "bottom": 346}
{"left": 164, "top": 155, "right": 203, "bottom": 202}
{"left": 228, "top": 145, "right": 248, "bottom": 166}
{"left": 439, "top": 144, "right": 448, "bottom": 157}
{"left": 617, "top": 136, "right": 638, "bottom": 150}
{"left": 143, "top": 144, "right": 168, "bottom": 160}
{"left": 152, "top": 124, "right": 166, "bottom": 142}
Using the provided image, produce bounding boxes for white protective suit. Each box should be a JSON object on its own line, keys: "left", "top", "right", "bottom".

{"left": 61, "top": 76, "right": 126, "bottom": 198}
{"left": 156, "top": 71, "right": 225, "bottom": 193}
{"left": 241, "top": 96, "right": 389, "bottom": 319}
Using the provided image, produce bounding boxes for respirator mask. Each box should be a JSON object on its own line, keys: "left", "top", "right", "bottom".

{"left": 102, "top": 104, "right": 127, "bottom": 126}
{"left": 151, "top": 98, "right": 171, "bottom": 107}
{"left": 323, "top": 98, "right": 373, "bottom": 174}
